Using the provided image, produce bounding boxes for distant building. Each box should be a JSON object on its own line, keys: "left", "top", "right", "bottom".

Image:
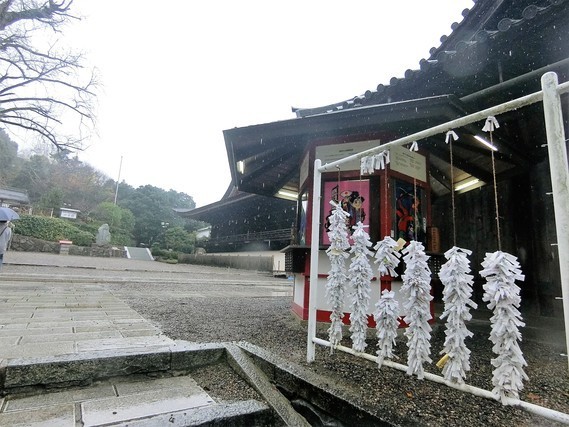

{"left": 221, "top": 0, "right": 569, "bottom": 322}
{"left": 59, "top": 207, "right": 80, "bottom": 220}
{"left": 176, "top": 186, "right": 296, "bottom": 253}
{"left": 195, "top": 226, "right": 211, "bottom": 241}
{"left": 0, "top": 187, "right": 30, "bottom": 208}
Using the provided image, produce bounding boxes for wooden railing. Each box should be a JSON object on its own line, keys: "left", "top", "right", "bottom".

{"left": 203, "top": 228, "right": 292, "bottom": 245}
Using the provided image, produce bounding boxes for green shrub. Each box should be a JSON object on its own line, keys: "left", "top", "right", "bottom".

{"left": 109, "top": 231, "right": 134, "bottom": 246}
{"left": 150, "top": 246, "right": 179, "bottom": 261}
{"left": 150, "top": 247, "right": 165, "bottom": 257}
{"left": 75, "top": 221, "right": 100, "bottom": 237}
{"left": 14, "top": 215, "right": 94, "bottom": 246}
{"left": 76, "top": 221, "right": 134, "bottom": 246}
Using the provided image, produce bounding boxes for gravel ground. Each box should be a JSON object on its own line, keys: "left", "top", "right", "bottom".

{"left": 100, "top": 270, "right": 569, "bottom": 427}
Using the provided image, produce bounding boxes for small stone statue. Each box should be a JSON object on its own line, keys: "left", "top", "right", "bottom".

{"left": 96, "top": 223, "right": 111, "bottom": 246}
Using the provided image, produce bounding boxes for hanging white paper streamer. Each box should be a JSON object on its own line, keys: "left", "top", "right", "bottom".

{"left": 373, "top": 236, "right": 401, "bottom": 278}
{"left": 401, "top": 240, "right": 433, "bottom": 379}
{"left": 481, "top": 251, "right": 528, "bottom": 403}
{"left": 325, "top": 201, "right": 351, "bottom": 351}
{"left": 360, "top": 150, "right": 390, "bottom": 175}
{"left": 374, "top": 289, "right": 400, "bottom": 368}
{"left": 374, "top": 150, "right": 390, "bottom": 170}
{"left": 379, "top": 150, "right": 390, "bottom": 167}
{"left": 348, "top": 221, "right": 374, "bottom": 353}
{"left": 445, "top": 130, "right": 459, "bottom": 143}
{"left": 439, "top": 246, "right": 478, "bottom": 384}
{"left": 360, "top": 155, "right": 376, "bottom": 175}
{"left": 482, "top": 116, "right": 500, "bottom": 132}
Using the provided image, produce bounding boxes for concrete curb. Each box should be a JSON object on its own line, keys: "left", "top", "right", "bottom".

{"left": 1, "top": 342, "right": 277, "bottom": 426}
{"left": 1, "top": 341, "right": 225, "bottom": 393}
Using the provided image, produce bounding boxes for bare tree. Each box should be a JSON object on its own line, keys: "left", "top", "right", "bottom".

{"left": 0, "top": 0, "right": 96, "bottom": 151}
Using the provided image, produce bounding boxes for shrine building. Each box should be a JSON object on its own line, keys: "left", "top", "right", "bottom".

{"left": 191, "top": 0, "right": 569, "bottom": 325}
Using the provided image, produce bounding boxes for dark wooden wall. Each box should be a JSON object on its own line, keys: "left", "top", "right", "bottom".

{"left": 432, "top": 159, "right": 562, "bottom": 318}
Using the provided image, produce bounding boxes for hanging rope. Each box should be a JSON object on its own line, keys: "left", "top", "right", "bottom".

{"left": 413, "top": 177, "right": 418, "bottom": 241}
{"left": 359, "top": 165, "right": 363, "bottom": 222}
{"left": 450, "top": 140, "right": 457, "bottom": 245}
{"left": 384, "top": 162, "right": 389, "bottom": 237}
{"left": 336, "top": 165, "right": 341, "bottom": 203}
{"left": 360, "top": 150, "right": 390, "bottom": 235}
{"left": 409, "top": 142, "right": 420, "bottom": 242}
{"left": 446, "top": 130, "right": 459, "bottom": 246}
{"left": 483, "top": 116, "right": 502, "bottom": 251}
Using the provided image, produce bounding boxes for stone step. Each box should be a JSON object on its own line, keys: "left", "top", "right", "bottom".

{"left": 1, "top": 341, "right": 225, "bottom": 391}
{"left": 0, "top": 373, "right": 272, "bottom": 426}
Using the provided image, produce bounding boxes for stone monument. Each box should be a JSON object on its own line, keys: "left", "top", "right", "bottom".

{"left": 96, "top": 223, "right": 111, "bottom": 246}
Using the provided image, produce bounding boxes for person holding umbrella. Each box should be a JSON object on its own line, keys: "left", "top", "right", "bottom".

{"left": 0, "top": 220, "right": 12, "bottom": 271}
{"left": 0, "top": 207, "right": 20, "bottom": 271}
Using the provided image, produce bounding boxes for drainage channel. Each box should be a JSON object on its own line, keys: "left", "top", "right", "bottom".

{"left": 230, "top": 342, "right": 392, "bottom": 427}
{"left": 1, "top": 340, "right": 392, "bottom": 426}
{"left": 279, "top": 386, "right": 347, "bottom": 426}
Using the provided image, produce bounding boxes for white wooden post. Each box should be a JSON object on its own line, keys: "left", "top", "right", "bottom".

{"left": 541, "top": 72, "right": 569, "bottom": 372}
{"left": 307, "top": 159, "right": 322, "bottom": 362}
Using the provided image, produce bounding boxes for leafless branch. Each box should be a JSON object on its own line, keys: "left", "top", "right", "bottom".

{"left": 0, "top": 0, "right": 96, "bottom": 151}
{"left": 0, "top": 1, "right": 74, "bottom": 31}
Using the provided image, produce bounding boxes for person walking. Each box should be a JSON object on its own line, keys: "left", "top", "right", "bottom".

{"left": 0, "top": 220, "right": 12, "bottom": 271}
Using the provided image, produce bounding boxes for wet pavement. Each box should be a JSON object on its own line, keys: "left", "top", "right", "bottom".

{"left": 0, "top": 251, "right": 292, "bottom": 426}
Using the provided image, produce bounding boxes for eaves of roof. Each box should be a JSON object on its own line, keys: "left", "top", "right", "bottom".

{"left": 0, "top": 188, "right": 30, "bottom": 204}
{"left": 174, "top": 192, "right": 258, "bottom": 221}
{"left": 225, "top": 95, "right": 470, "bottom": 197}
{"left": 293, "top": 0, "right": 568, "bottom": 118}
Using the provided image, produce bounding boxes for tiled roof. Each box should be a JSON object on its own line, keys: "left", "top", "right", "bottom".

{"left": 0, "top": 187, "right": 29, "bottom": 204}
{"left": 294, "top": 0, "right": 567, "bottom": 117}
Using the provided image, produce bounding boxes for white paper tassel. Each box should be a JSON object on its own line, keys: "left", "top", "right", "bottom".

{"left": 360, "top": 150, "right": 390, "bottom": 175}
{"left": 348, "top": 221, "right": 374, "bottom": 353}
{"left": 482, "top": 116, "right": 500, "bottom": 132}
{"left": 376, "top": 150, "right": 390, "bottom": 169}
{"left": 481, "top": 251, "right": 528, "bottom": 403}
{"left": 360, "top": 155, "right": 376, "bottom": 175}
{"left": 374, "top": 150, "right": 390, "bottom": 170}
{"left": 373, "top": 236, "right": 401, "bottom": 278}
{"left": 325, "top": 201, "right": 351, "bottom": 350}
{"left": 374, "top": 289, "right": 400, "bottom": 368}
{"left": 445, "top": 130, "right": 459, "bottom": 143}
{"left": 401, "top": 241, "right": 433, "bottom": 379}
{"left": 439, "top": 246, "right": 478, "bottom": 384}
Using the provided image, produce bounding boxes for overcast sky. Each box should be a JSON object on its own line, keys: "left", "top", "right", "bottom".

{"left": 56, "top": 1, "right": 473, "bottom": 207}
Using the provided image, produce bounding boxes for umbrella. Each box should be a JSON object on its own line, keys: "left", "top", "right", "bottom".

{"left": 0, "top": 207, "right": 20, "bottom": 221}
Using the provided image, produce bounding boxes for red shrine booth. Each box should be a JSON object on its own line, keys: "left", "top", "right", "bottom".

{"left": 285, "top": 137, "right": 439, "bottom": 325}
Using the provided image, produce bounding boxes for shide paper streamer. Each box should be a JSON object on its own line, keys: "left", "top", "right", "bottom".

{"left": 325, "top": 201, "right": 351, "bottom": 352}
{"left": 481, "top": 250, "right": 528, "bottom": 403}
{"left": 438, "top": 246, "right": 477, "bottom": 384}
{"left": 348, "top": 221, "right": 374, "bottom": 353}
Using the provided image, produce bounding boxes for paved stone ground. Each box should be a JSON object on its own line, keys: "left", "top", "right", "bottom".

{"left": 1, "top": 251, "right": 567, "bottom": 427}
{"left": 0, "top": 252, "right": 289, "bottom": 426}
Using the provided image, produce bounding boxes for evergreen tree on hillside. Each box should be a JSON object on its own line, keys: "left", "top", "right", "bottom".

{"left": 118, "top": 185, "right": 196, "bottom": 246}
{"left": 5, "top": 149, "right": 199, "bottom": 246}
{"left": 0, "top": 129, "right": 19, "bottom": 186}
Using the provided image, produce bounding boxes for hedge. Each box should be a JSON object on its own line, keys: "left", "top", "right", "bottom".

{"left": 13, "top": 215, "right": 94, "bottom": 247}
